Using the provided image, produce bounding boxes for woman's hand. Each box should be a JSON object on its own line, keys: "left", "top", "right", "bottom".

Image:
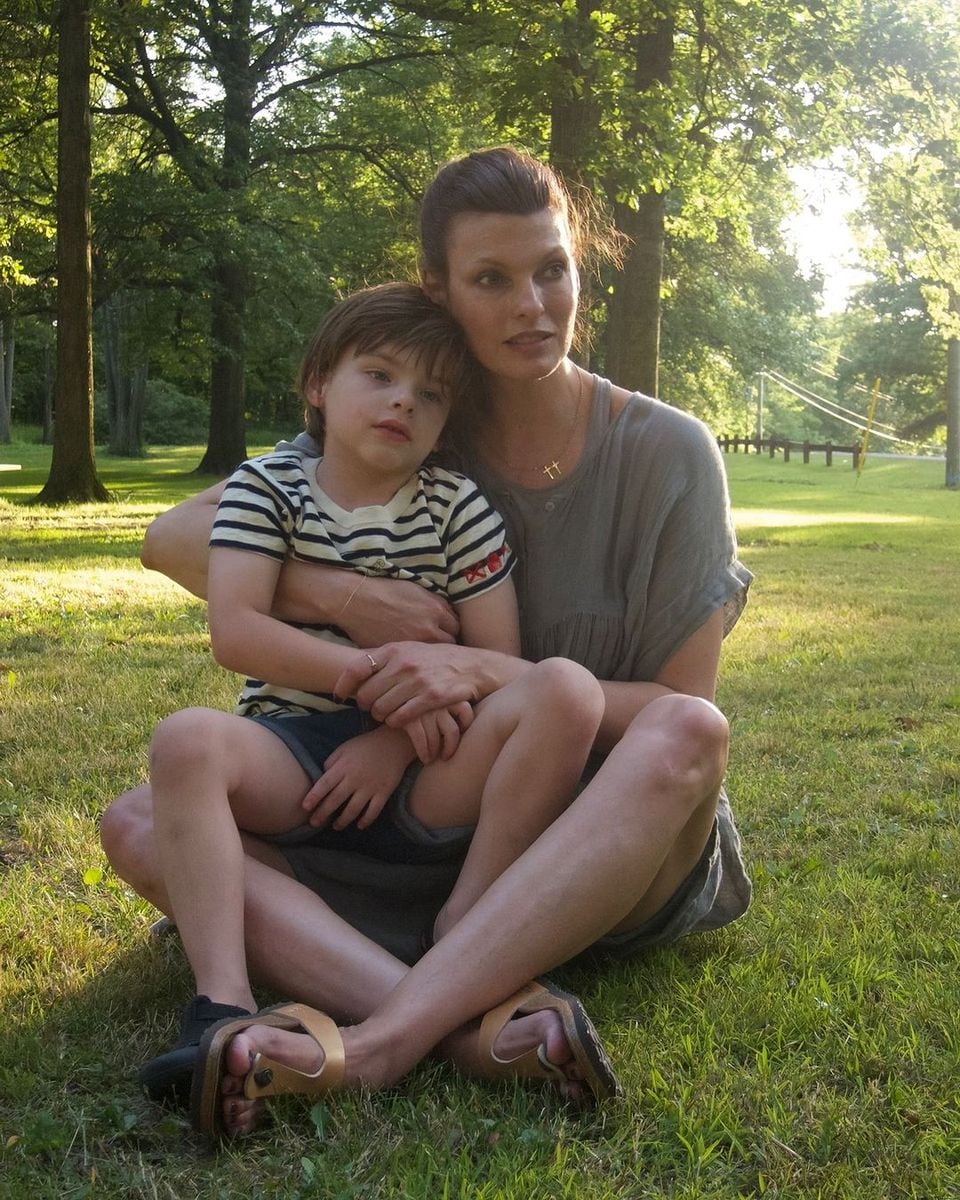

{"left": 334, "top": 642, "right": 487, "bottom": 727}
{"left": 275, "top": 564, "right": 459, "bottom": 645}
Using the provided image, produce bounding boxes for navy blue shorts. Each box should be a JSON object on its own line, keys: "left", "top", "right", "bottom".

{"left": 250, "top": 707, "right": 473, "bottom": 866}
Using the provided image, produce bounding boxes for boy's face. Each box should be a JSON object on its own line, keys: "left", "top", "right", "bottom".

{"left": 307, "top": 343, "right": 453, "bottom": 489}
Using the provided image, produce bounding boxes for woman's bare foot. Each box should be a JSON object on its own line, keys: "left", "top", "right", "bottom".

{"left": 216, "top": 1009, "right": 581, "bottom": 1136}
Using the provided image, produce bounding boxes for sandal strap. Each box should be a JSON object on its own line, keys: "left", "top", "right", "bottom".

{"left": 243, "top": 1004, "right": 345, "bottom": 1099}
{"left": 478, "top": 981, "right": 560, "bottom": 1081}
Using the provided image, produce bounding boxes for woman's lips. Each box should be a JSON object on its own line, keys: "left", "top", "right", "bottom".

{"left": 505, "top": 330, "right": 552, "bottom": 349}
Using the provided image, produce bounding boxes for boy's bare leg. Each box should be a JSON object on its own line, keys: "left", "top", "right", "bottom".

{"left": 149, "top": 707, "right": 314, "bottom": 1012}
{"left": 407, "top": 658, "right": 604, "bottom": 939}
{"left": 102, "top": 787, "right": 570, "bottom": 1080}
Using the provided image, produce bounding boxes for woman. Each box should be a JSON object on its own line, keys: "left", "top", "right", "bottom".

{"left": 101, "top": 146, "right": 751, "bottom": 1136}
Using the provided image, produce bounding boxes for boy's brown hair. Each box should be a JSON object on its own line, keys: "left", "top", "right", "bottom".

{"left": 298, "top": 282, "right": 483, "bottom": 449}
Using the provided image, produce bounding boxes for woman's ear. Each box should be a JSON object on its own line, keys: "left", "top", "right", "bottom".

{"left": 421, "top": 270, "right": 447, "bottom": 306}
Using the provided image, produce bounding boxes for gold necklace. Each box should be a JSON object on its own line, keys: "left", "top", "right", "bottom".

{"left": 486, "top": 371, "right": 586, "bottom": 482}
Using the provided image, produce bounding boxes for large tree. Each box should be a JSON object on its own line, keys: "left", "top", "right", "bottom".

{"left": 460, "top": 0, "right": 861, "bottom": 398}
{"left": 99, "top": 1, "right": 450, "bottom": 474}
{"left": 36, "top": 0, "right": 108, "bottom": 503}
{"left": 853, "top": 0, "right": 960, "bottom": 486}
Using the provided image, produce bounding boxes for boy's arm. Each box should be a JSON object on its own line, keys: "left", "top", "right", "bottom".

{"left": 208, "top": 546, "right": 365, "bottom": 692}
{"left": 142, "top": 489, "right": 458, "bottom": 642}
{"left": 454, "top": 576, "right": 522, "bottom": 656}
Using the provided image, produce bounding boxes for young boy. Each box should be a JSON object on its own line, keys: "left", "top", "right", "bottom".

{"left": 138, "top": 283, "right": 604, "bottom": 1102}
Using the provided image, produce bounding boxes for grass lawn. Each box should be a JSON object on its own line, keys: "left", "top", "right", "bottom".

{"left": 1, "top": 441, "right": 958, "bottom": 1198}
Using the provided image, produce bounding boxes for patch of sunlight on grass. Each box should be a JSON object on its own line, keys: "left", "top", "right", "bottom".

{"left": 734, "top": 507, "right": 925, "bottom": 528}
{"left": 1, "top": 566, "right": 191, "bottom": 608}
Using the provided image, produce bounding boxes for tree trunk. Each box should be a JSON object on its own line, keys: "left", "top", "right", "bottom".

{"left": 602, "top": 15, "right": 673, "bottom": 399}
{"left": 196, "top": 252, "right": 249, "bottom": 474}
{"left": 37, "top": 0, "right": 108, "bottom": 503}
{"left": 946, "top": 300, "right": 959, "bottom": 488}
{"left": 103, "top": 292, "right": 147, "bottom": 456}
{"left": 196, "top": 13, "right": 252, "bottom": 476}
{"left": 605, "top": 191, "right": 666, "bottom": 397}
{"left": 548, "top": 0, "right": 602, "bottom": 370}
{"left": 0, "top": 316, "right": 12, "bottom": 443}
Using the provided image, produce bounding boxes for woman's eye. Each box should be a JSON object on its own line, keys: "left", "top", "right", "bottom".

{"left": 477, "top": 271, "right": 506, "bottom": 287}
{"left": 541, "top": 261, "right": 567, "bottom": 280}
{"left": 367, "top": 369, "right": 390, "bottom": 382}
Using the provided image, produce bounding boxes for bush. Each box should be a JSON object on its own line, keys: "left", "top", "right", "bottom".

{"left": 143, "top": 379, "right": 208, "bottom": 444}
{"left": 94, "top": 379, "right": 209, "bottom": 446}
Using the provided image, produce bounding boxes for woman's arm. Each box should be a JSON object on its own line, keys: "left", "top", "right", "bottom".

{"left": 141, "top": 483, "right": 225, "bottom": 598}
{"left": 141, "top": 489, "right": 459, "bottom": 643}
{"left": 592, "top": 609, "right": 724, "bottom": 754}
{"left": 341, "top": 607, "right": 725, "bottom": 745}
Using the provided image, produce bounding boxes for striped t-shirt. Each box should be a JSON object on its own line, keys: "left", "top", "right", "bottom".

{"left": 210, "top": 452, "right": 514, "bottom": 718}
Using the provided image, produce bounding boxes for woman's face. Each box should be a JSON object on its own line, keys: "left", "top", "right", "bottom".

{"left": 426, "top": 208, "right": 580, "bottom": 384}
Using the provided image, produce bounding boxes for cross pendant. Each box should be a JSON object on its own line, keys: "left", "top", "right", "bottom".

{"left": 542, "top": 461, "right": 561, "bottom": 480}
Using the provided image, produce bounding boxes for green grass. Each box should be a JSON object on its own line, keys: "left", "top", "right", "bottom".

{"left": 1, "top": 442, "right": 958, "bottom": 1198}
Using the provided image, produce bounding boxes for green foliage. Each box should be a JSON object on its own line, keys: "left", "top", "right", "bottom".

{"left": 93, "top": 379, "right": 208, "bottom": 447}
{"left": 0, "top": 0, "right": 953, "bottom": 460}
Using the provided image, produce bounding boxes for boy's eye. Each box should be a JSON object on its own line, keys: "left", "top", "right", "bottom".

{"left": 367, "top": 369, "right": 390, "bottom": 382}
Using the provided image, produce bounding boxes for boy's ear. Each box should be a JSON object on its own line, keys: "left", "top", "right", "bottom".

{"left": 421, "top": 271, "right": 447, "bottom": 306}
{"left": 305, "top": 378, "right": 325, "bottom": 411}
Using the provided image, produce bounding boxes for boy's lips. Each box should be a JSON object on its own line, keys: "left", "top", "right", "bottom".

{"left": 374, "top": 419, "right": 411, "bottom": 441}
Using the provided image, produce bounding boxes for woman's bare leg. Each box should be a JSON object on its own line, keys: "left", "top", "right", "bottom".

{"left": 103, "top": 693, "right": 728, "bottom": 1132}
{"left": 216, "top": 694, "right": 728, "bottom": 1131}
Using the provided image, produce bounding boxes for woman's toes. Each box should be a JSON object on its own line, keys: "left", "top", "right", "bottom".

{"left": 493, "top": 1010, "right": 575, "bottom": 1082}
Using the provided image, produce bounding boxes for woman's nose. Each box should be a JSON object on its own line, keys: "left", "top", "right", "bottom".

{"left": 514, "top": 277, "right": 545, "bottom": 318}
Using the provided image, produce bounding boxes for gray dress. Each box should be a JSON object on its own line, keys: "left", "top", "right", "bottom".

{"left": 279, "top": 377, "right": 752, "bottom": 963}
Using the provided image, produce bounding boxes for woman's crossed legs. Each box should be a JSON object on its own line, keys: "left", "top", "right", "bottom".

{"left": 102, "top": 690, "right": 728, "bottom": 1134}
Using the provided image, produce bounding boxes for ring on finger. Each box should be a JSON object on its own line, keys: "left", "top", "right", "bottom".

{"left": 365, "top": 652, "right": 380, "bottom": 673}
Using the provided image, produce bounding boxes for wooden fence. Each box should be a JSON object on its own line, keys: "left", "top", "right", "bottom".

{"left": 717, "top": 435, "right": 861, "bottom": 469}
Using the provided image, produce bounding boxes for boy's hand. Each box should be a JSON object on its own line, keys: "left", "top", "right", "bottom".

{"left": 403, "top": 701, "right": 474, "bottom": 763}
{"left": 302, "top": 727, "right": 414, "bottom": 830}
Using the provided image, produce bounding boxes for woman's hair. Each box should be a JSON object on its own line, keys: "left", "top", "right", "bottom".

{"left": 419, "top": 146, "right": 621, "bottom": 280}
{"left": 298, "top": 282, "right": 483, "bottom": 446}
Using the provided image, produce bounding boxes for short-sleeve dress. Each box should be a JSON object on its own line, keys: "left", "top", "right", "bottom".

{"left": 278, "top": 376, "right": 753, "bottom": 963}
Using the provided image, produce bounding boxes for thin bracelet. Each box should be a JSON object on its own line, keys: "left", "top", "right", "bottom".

{"left": 333, "top": 574, "right": 365, "bottom": 623}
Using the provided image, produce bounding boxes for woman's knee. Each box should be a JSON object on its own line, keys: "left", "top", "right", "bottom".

{"left": 100, "top": 785, "right": 154, "bottom": 884}
{"left": 627, "top": 693, "right": 729, "bottom": 793}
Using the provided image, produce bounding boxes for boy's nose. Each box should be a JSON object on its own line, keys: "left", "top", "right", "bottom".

{"left": 390, "top": 389, "right": 415, "bottom": 413}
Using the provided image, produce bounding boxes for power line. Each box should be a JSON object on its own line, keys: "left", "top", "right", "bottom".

{"left": 761, "top": 370, "right": 941, "bottom": 451}
{"left": 764, "top": 369, "right": 900, "bottom": 432}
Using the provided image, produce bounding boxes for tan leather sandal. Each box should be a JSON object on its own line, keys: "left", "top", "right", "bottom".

{"left": 190, "top": 1002, "right": 345, "bottom": 1137}
{"left": 478, "top": 978, "right": 622, "bottom": 1102}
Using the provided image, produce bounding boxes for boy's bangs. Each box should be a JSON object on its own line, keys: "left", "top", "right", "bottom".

{"left": 352, "top": 328, "right": 464, "bottom": 394}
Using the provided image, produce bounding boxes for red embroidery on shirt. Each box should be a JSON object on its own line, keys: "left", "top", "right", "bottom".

{"left": 461, "top": 543, "right": 508, "bottom": 584}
